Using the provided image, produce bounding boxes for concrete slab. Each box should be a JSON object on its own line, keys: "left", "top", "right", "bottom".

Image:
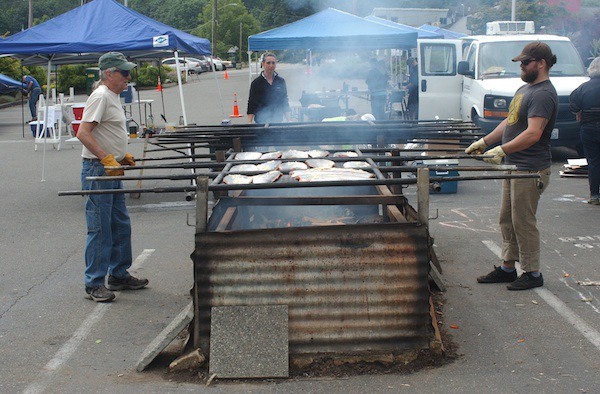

{"left": 209, "top": 305, "right": 289, "bottom": 378}
{"left": 135, "top": 302, "right": 194, "bottom": 372}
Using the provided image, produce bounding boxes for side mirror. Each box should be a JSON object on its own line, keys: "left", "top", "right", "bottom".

{"left": 457, "top": 61, "right": 474, "bottom": 77}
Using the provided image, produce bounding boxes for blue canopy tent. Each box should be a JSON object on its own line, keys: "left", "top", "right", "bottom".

{"left": 247, "top": 8, "right": 419, "bottom": 95}
{"left": 364, "top": 16, "right": 444, "bottom": 39}
{"left": 0, "top": 74, "right": 24, "bottom": 94}
{"left": 417, "top": 24, "right": 467, "bottom": 39}
{"left": 0, "top": 0, "right": 211, "bottom": 126}
{"left": 0, "top": 0, "right": 210, "bottom": 65}
{"left": 248, "top": 8, "right": 418, "bottom": 51}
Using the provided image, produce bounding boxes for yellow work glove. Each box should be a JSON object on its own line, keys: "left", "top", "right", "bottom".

{"left": 100, "top": 154, "right": 124, "bottom": 176}
{"left": 483, "top": 146, "right": 506, "bottom": 165}
{"left": 465, "top": 137, "right": 488, "bottom": 154}
{"left": 119, "top": 153, "right": 135, "bottom": 167}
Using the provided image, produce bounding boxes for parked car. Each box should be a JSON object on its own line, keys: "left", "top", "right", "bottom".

{"left": 220, "top": 58, "right": 233, "bottom": 68}
{"left": 211, "top": 57, "right": 226, "bottom": 71}
{"left": 161, "top": 57, "right": 206, "bottom": 74}
{"left": 188, "top": 56, "right": 225, "bottom": 71}
{"left": 184, "top": 56, "right": 211, "bottom": 73}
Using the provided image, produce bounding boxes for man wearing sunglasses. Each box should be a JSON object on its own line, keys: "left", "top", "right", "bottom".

{"left": 77, "top": 52, "right": 148, "bottom": 302}
{"left": 465, "top": 42, "right": 558, "bottom": 290}
{"left": 247, "top": 53, "right": 290, "bottom": 124}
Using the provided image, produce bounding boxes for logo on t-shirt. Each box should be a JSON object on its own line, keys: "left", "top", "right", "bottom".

{"left": 507, "top": 93, "right": 523, "bottom": 126}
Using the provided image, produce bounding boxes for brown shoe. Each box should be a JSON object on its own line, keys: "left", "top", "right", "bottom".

{"left": 106, "top": 275, "right": 149, "bottom": 291}
{"left": 85, "top": 285, "right": 115, "bottom": 302}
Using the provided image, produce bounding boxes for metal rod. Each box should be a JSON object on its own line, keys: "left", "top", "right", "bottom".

{"left": 59, "top": 173, "right": 540, "bottom": 196}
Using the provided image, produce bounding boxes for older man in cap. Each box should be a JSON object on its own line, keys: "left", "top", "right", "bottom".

{"left": 77, "top": 52, "right": 148, "bottom": 302}
{"left": 465, "top": 41, "right": 558, "bottom": 290}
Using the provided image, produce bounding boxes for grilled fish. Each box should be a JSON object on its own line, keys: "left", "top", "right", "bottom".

{"left": 281, "top": 149, "right": 309, "bottom": 159}
{"left": 235, "top": 152, "right": 262, "bottom": 161}
{"left": 333, "top": 151, "right": 359, "bottom": 158}
{"left": 278, "top": 161, "right": 308, "bottom": 172}
{"left": 290, "top": 168, "right": 374, "bottom": 182}
{"left": 343, "top": 161, "right": 370, "bottom": 169}
{"left": 260, "top": 151, "right": 282, "bottom": 160}
{"left": 223, "top": 174, "right": 252, "bottom": 184}
{"left": 257, "top": 160, "right": 281, "bottom": 171}
{"left": 306, "top": 159, "right": 335, "bottom": 169}
{"left": 252, "top": 170, "right": 282, "bottom": 184}
{"left": 307, "top": 149, "right": 330, "bottom": 158}
{"left": 230, "top": 164, "right": 258, "bottom": 172}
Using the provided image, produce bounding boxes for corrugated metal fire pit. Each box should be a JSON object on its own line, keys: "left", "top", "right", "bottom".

{"left": 190, "top": 142, "right": 443, "bottom": 368}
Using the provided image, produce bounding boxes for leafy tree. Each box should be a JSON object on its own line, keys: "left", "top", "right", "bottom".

{"left": 192, "top": 0, "right": 261, "bottom": 58}
{"left": 128, "top": 0, "right": 205, "bottom": 32}
{"left": 467, "top": 0, "right": 568, "bottom": 35}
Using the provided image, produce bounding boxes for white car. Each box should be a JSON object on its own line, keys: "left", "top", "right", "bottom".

{"left": 188, "top": 56, "right": 226, "bottom": 71}
{"left": 161, "top": 57, "right": 204, "bottom": 74}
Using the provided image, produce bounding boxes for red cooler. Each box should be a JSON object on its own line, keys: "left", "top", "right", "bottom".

{"left": 71, "top": 120, "right": 81, "bottom": 136}
{"left": 72, "top": 104, "right": 85, "bottom": 120}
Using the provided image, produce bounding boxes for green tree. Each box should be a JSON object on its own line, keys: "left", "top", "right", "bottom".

{"left": 467, "top": 1, "right": 568, "bottom": 35}
{"left": 192, "top": 0, "right": 261, "bottom": 58}
{"left": 128, "top": 0, "right": 205, "bottom": 32}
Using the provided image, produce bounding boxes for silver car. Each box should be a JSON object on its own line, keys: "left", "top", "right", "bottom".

{"left": 161, "top": 57, "right": 204, "bottom": 74}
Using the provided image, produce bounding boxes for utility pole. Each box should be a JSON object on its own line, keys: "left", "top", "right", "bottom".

{"left": 239, "top": 22, "right": 242, "bottom": 67}
{"left": 212, "top": 0, "right": 218, "bottom": 56}
{"left": 28, "top": 0, "right": 33, "bottom": 28}
{"left": 511, "top": 0, "right": 516, "bottom": 21}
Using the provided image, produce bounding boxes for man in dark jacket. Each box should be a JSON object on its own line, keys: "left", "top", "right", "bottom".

{"left": 365, "top": 58, "right": 389, "bottom": 120}
{"left": 569, "top": 56, "right": 600, "bottom": 205}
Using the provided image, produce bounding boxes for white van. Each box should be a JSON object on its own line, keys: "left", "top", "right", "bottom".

{"left": 417, "top": 27, "right": 589, "bottom": 151}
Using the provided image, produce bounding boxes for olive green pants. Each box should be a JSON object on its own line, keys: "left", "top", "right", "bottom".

{"left": 499, "top": 168, "right": 551, "bottom": 272}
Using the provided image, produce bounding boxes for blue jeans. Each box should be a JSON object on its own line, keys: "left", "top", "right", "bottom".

{"left": 81, "top": 160, "right": 132, "bottom": 287}
{"left": 580, "top": 124, "right": 600, "bottom": 199}
{"left": 29, "top": 87, "right": 41, "bottom": 119}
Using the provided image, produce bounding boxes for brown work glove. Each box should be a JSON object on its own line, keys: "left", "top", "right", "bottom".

{"left": 100, "top": 154, "right": 124, "bottom": 176}
{"left": 119, "top": 153, "right": 135, "bottom": 167}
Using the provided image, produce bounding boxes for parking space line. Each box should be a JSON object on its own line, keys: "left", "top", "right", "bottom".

{"left": 22, "top": 249, "right": 155, "bottom": 394}
{"left": 482, "top": 240, "right": 600, "bottom": 353}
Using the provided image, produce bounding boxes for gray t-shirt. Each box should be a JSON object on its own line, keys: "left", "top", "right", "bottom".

{"left": 503, "top": 79, "right": 557, "bottom": 170}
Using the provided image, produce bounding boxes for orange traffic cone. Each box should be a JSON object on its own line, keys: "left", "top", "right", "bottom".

{"left": 156, "top": 75, "right": 163, "bottom": 92}
{"left": 229, "top": 93, "right": 243, "bottom": 118}
{"left": 224, "top": 70, "right": 229, "bottom": 80}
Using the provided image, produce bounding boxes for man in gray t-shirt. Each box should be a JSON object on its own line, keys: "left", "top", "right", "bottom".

{"left": 465, "top": 42, "right": 558, "bottom": 291}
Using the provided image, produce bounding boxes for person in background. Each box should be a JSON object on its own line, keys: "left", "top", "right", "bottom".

{"left": 247, "top": 53, "right": 290, "bottom": 124}
{"left": 365, "top": 58, "right": 389, "bottom": 120}
{"left": 465, "top": 42, "right": 558, "bottom": 290}
{"left": 569, "top": 56, "right": 600, "bottom": 205}
{"left": 405, "top": 57, "right": 419, "bottom": 120}
{"left": 77, "top": 52, "right": 148, "bottom": 302}
{"left": 22, "top": 75, "right": 41, "bottom": 121}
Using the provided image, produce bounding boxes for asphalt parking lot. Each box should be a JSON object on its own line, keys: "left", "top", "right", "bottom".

{"left": 0, "top": 64, "right": 598, "bottom": 392}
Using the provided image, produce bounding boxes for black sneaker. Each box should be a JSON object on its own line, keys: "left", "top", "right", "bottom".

{"left": 85, "top": 285, "right": 115, "bottom": 302}
{"left": 476, "top": 265, "right": 518, "bottom": 283}
{"left": 507, "top": 272, "right": 543, "bottom": 290}
{"left": 106, "top": 275, "right": 149, "bottom": 291}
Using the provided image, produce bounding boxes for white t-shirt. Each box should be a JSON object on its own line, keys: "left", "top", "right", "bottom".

{"left": 81, "top": 84, "right": 128, "bottom": 162}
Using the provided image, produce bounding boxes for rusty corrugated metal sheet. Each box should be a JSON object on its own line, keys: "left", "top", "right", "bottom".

{"left": 194, "top": 222, "right": 431, "bottom": 354}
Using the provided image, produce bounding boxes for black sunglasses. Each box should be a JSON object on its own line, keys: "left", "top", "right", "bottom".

{"left": 115, "top": 69, "right": 130, "bottom": 77}
{"left": 521, "top": 58, "right": 537, "bottom": 66}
